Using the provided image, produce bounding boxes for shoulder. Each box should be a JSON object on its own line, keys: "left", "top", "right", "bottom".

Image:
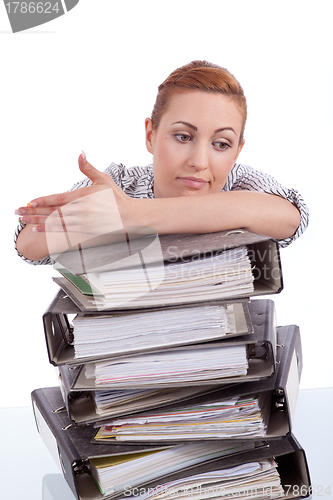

{"left": 103, "top": 163, "right": 154, "bottom": 198}
{"left": 223, "top": 163, "right": 280, "bottom": 191}
{"left": 68, "top": 162, "right": 155, "bottom": 199}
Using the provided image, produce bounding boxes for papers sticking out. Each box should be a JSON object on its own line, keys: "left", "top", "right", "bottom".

{"left": 89, "top": 442, "right": 254, "bottom": 496}
{"left": 116, "top": 459, "right": 284, "bottom": 500}
{"left": 72, "top": 303, "right": 241, "bottom": 359}
{"left": 57, "top": 245, "right": 254, "bottom": 310}
{"left": 93, "top": 386, "right": 213, "bottom": 418}
{"left": 94, "top": 393, "right": 270, "bottom": 441}
{"left": 88, "top": 344, "right": 248, "bottom": 389}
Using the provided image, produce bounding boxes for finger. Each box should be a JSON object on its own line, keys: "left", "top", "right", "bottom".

{"left": 18, "top": 215, "right": 48, "bottom": 225}
{"left": 78, "top": 151, "right": 110, "bottom": 185}
{"left": 15, "top": 206, "right": 57, "bottom": 216}
{"left": 32, "top": 221, "right": 88, "bottom": 234}
{"left": 33, "top": 224, "right": 70, "bottom": 233}
{"left": 28, "top": 188, "right": 88, "bottom": 209}
{"left": 32, "top": 224, "right": 64, "bottom": 233}
{"left": 32, "top": 214, "right": 76, "bottom": 233}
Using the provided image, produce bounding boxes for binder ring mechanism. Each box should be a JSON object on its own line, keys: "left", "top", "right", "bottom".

{"left": 52, "top": 406, "right": 66, "bottom": 414}
{"left": 73, "top": 459, "right": 90, "bottom": 476}
{"left": 62, "top": 422, "right": 90, "bottom": 431}
{"left": 274, "top": 388, "right": 286, "bottom": 411}
{"left": 276, "top": 344, "right": 285, "bottom": 365}
{"left": 224, "top": 230, "right": 245, "bottom": 237}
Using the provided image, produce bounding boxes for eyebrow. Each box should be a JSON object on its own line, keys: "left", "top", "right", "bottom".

{"left": 172, "top": 121, "right": 197, "bottom": 131}
{"left": 172, "top": 121, "right": 236, "bottom": 135}
{"left": 214, "top": 127, "right": 236, "bottom": 135}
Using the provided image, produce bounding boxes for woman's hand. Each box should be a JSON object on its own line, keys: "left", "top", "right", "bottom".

{"left": 15, "top": 153, "right": 135, "bottom": 259}
{"left": 17, "top": 153, "right": 128, "bottom": 231}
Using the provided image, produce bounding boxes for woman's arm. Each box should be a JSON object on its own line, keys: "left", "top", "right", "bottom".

{"left": 223, "top": 163, "right": 309, "bottom": 247}
{"left": 128, "top": 190, "right": 301, "bottom": 241}
{"left": 15, "top": 156, "right": 303, "bottom": 262}
{"left": 16, "top": 224, "right": 50, "bottom": 262}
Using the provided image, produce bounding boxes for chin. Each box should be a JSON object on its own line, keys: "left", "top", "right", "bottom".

{"left": 180, "top": 188, "right": 210, "bottom": 197}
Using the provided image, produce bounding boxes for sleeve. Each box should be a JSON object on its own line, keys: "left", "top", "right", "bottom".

{"left": 14, "top": 163, "right": 127, "bottom": 266}
{"left": 224, "top": 164, "right": 309, "bottom": 248}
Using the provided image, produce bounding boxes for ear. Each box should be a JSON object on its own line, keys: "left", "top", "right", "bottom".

{"left": 145, "top": 118, "right": 154, "bottom": 155}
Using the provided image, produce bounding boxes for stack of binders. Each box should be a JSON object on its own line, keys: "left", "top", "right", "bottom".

{"left": 32, "top": 229, "right": 312, "bottom": 500}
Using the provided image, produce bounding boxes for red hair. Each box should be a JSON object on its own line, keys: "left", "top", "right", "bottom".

{"left": 151, "top": 60, "right": 247, "bottom": 144}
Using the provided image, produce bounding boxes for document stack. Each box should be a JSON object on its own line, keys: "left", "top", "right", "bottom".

{"left": 31, "top": 229, "right": 311, "bottom": 500}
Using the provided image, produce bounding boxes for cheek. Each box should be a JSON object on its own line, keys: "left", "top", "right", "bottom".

{"left": 211, "top": 158, "right": 235, "bottom": 187}
{"left": 154, "top": 138, "right": 180, "bottom": 172}
{"left": 159, "top": 137, "right": 179, "bottom": 160}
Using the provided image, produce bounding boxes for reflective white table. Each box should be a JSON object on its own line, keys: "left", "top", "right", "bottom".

{"left": 1, "top": 388, "right": 332, "bottom": 500}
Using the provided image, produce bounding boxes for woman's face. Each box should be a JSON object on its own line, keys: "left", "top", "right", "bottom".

{"left": 145, "top": 90, "right": 244, "bottom": 199}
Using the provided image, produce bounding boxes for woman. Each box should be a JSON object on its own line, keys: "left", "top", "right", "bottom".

{"left": 15, "top": 60, "right": 308, "bottom": 265}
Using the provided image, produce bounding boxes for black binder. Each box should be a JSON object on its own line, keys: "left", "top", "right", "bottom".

{"left": 43, "top": 292, "right": 253, "bottom": 366}
{"left": 58, "top": 324, "right": 300, "bottom": 436}
{"left": 44, "top": 297, "right": 274, "bottom": 370}
{"left": 32, "top": 386, "right": 311, "bottom": 500}
{"left": 52, "top": 229, "right": 283, "bottom": 312}
{"left": 56, "top": 299, "right": 277, "bottom": 390}
{"left": 93, "top": 324, "right": 302, "bottom": 442}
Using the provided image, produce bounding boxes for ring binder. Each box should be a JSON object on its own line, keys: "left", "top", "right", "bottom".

{"left": 61, "top": 300, "right": 276, "bottom": 392}
{"left": 92, "top": 324, "right": 301, "bottom": 442}
{"left": 31, "top": 385, "right": 311, "bottom": 500}
{"left": 58, "top": 325, "right": 300, "bottom": 443}
{"left": 44, "top": 298, "right": 276, "bottom": 386}
{"left": 52, "top": 229, "right": 283, "bottom": 312}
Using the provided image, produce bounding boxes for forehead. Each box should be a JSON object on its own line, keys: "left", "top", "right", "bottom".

{"left": 161, "top": 90, "right": 243, "bottom": 132}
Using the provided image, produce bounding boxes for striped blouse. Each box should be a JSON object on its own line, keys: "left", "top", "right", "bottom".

{"left": 14, "top": 162, "right": 309, "bottom": 265}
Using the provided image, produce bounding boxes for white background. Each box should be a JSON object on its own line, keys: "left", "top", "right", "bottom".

{"left": 1, "top": 0, "right": 332, "bottom": 407}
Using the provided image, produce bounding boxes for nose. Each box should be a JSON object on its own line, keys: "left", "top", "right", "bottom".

{"left": 188, "top": 142, "right": 209, "bottom": 171}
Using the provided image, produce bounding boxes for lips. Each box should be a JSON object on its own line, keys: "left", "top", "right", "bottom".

{"left": 177, "top": 177, "right": 209, "bottom": 189}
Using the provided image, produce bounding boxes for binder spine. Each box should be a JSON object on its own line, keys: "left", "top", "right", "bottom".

{"left": 275, "top": 325, "right": 302, "bottom": 427}
{"left": 43, "top": 290, "right": 81, "bottom": 366}
{"left": 43, "top": 311, "right": 73, "bottom": 366}
{"left": 248, "top": 298, "right": 277, "bottom": 363}
{"left": 250, "top": 238, "right": 284, "bottom": 295}
{"left": 31, "top": 388, "right": 83, "bottom": 500}
{"left": 58, "top": 365, "right": 79, "bottom": 420}
{"left": 276, "top": 325, "right": 302, "bottom": 383}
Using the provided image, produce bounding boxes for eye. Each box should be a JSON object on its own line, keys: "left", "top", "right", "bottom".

{"left": 175, "top": 133, "right": 191, "bottom": 143}
{"left": 213, "top": 141, "right": 231, "bottom": 151}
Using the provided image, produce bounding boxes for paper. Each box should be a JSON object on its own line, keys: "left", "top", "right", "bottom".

{"left": 72, "top": 303, "right": 234, "bottom": 359}
{"left": 89, "top": 442, "right": 254, "bottom": 495}
{"left": 94, "top": 393, "right": 270, "bottom": 441}
{"left": 56, "top": 245, "right": 254, "bottom": 310}
{"left": 93, "top": 386, "right": 213, "bottom": 417}
{"left": 122, "top": 459, "right": 284, "bottom": 500}
{"left": 91, "top": 344, "right": 248, "bottom": 388}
